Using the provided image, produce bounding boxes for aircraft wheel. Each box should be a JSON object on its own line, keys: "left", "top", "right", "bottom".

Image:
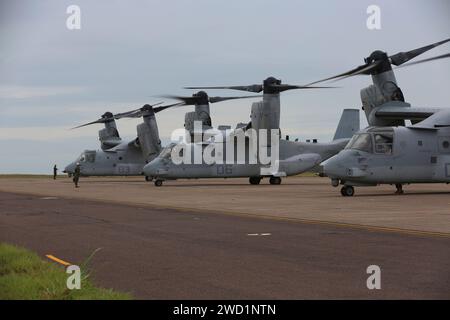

{"left": 341, "top": 186, "right": 354, "bottom": 197}
{"left": 145, "top": 176, "right": 153, "bottom": 182}
{"left": 269, "top": 176, "right": 282, "bottom": 185}
{"left": 154, "top": 180, "right": 163, "bottom": 187}
{"left": 249, "top": 177, "right": 261, "bottom": 185}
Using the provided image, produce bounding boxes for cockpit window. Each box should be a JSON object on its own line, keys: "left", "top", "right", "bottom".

{"left": 374, "top": 133, "right": 393, "bottom": 154}
{"left": 79, "top": 151, "right": 96, "bottom": 163}
{"left": 345, "top": 133, "right": 373, "bottom": 153}
{"left": 159, "top": 146, "right": 173, "bottom": 159}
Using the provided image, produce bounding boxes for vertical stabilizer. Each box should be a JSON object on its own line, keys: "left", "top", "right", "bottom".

{"left": 333, "top": 109, "right": 360, "bottom": 140}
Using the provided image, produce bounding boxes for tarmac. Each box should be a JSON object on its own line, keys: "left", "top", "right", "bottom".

{"left": 0, "top": 176, "right": 449, "bottom": 298}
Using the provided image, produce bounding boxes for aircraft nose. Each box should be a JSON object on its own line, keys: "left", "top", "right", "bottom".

{"left": 143, "top": 159, "right": 159, "bottom": 176}
{"left": 321, "top": 154, "right": 345, "bottom": 178}
{"left": 64, "top": 162, "right": 76, "bottom": 174}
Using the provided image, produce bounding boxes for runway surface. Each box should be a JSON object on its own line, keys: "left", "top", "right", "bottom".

{"left": 1, "top": 190, "right": 449, "bottom": 299}
{"left": 1, "top": 176, "right": 450, "bottom": 234}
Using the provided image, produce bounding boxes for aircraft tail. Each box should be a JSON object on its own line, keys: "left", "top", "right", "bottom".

{"left": 333, "top": 109, "right": 360, "bottom": 140}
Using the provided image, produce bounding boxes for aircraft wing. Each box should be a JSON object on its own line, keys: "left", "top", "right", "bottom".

{"left": 375, "top": 106, "right": 441, "bottom": 121}
{"left": 408, "top": 109, "right": 450, "bottom": 130}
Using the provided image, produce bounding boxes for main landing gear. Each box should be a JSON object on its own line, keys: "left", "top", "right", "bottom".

{"left": 269, "top": 176, "right": 282, "bottom": 185}
{"left": 249, "top": 177, "right": 262, "bottom": 185}
{"left": 248, "top": 176, "right": 282, "bottom": 185}
{"left": 154, "top": 179, "right": 163, "bottom": 187}
{"left": 340, "top": 185, "right": 354, "bottom": 197}
{"left": 395, "top": 184, "right": 404, "bottom": 195}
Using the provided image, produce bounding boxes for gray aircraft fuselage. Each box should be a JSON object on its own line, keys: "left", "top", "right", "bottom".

{"left": 144, "top": 105, "right": 359, "bottom": 183}
{"left": 144, "top": 138, "right": 351, "bottom": 180}
{"left": 64, "top": 140, "right": 146, "bottom": 176}
{"left": 323, "top": 125, "right": 450, "bottom": 186}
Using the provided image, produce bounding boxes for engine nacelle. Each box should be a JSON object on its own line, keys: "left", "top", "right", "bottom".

{"left": 98, "top": 121, "right": 121, "bottom": 150}
{"left": 250, "top": 98, "right": 280, "bottom": 132}
{"left": 250, "top": 94, "right": 280, "bottom": 147}
{"left": 184, "top": 104, "right": 212, "bottom": 138}
{"left": 137, "top": 116, "right": 162, "bottom": 162}
{"left": 361, "top": 69, "right": 406, "bottom": 127}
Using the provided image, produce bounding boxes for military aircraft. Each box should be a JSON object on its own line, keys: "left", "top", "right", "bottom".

{"left": 143, "top": 77, "right": 360, "bottom": 186}
{"left": 64, "top": 103, "right": 175, "bottom": 178}
{"left": 311, "top": 38, "right": 450, "bottom": 196}
{"left": 307, "top": 38, "right": 450, "bottom": 127}
{"left": 322, "top": 109, "right": 450, "bottom": 196}
{"left": 64, "top": 93, "right": 261, "bottom": 178}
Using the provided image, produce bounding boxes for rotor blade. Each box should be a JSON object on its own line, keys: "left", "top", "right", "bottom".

{"left": 71, "top": 118, "right": 109, "bottom": 129}
{"left": 208, "top": 95, "right": 262, "bottom": 103}
{"left": 389, "top": 38, "right": 450, "bottom": 66}
{"left": 184, "top": 84, "right": 263, "bottom": 93}
{"left": 114, "top": 102, "right": 168, "bottom": 119}
{"left": 161, "top": 95, "right": 261, "bottom": 105}
{"left": 269, "top": 84, "right": 339, "bottom": 92}
{"left": 116, "top": 102, "right": 185, "bottom": 119}
{"left": 304, "top": 61, "right": 380, "bottom": 86}
{"left": 153, "top": 102, "right": 186, "bottom": 112}
{"left": 160, "top": 95, "right": 200, "bottom": 105}
{"left": 114, "top": 108, "right": 142, "bottom": 119}
{"left": 395, "top": 52, "right": 450, "bottom": 69}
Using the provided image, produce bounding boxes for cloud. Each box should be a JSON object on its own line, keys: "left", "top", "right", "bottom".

{"left": 0, "top": 0, "right": 449, "bottom": 173}
{"left": 0, "top": 85, "right": 86, "bottom": 99}
{"left": 0, "top": 126, "right": 90, "bottom": 141}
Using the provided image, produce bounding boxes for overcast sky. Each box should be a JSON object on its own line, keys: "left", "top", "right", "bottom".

{"left": 0, "top": 0, "right": 449, "bottom": 173}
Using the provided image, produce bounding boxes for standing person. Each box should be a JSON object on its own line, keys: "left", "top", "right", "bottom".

{"left": 73, "top": 163, "right": 81, "bottom": 188}
{"left": 53, "top": 164, "right": 58, "bottom": 180}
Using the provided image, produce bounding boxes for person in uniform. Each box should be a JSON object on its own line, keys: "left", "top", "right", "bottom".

{"left": 53, "top": 164, "right": 58, "bottom": 180}
{"left": 73, "top": 163, "right": 81, "bottom": 188}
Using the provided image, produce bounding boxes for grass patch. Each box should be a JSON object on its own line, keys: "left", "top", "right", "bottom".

{"left": 0, "top": 243, "right": 131, "bottom": 300}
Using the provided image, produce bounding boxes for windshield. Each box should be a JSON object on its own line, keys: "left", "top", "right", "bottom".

{"left": 158, "top": 146, "right": 173, "bottom": 159}
{"left": 345, "top": 133, "right": 373, "bottom": 153}
{"left": 78, "top": 151, "right": 96, "bottom": 163}
{"left": 374, "top": 133, "right": 393, "bottom": 154}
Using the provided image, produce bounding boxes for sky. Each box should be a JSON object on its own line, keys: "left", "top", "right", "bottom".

{"left": 0, "top": 0, "right": 449, "bottom": 173}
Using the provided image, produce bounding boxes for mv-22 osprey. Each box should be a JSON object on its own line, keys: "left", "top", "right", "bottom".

{"left": 64, "top": 94, "right": 261, "bottom": 178}
{"left": 143, "top": 77, "right": 360, "bottom": 186}
{"left": 309, "top": 38, "right": 450, "bottom": 196}
{"left": 64, "top": 103, "right": 175, "bottom": 178}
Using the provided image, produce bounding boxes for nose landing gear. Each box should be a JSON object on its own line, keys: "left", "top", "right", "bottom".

{"left": 340, "top": 185, "right": 354, "bottom": 197}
